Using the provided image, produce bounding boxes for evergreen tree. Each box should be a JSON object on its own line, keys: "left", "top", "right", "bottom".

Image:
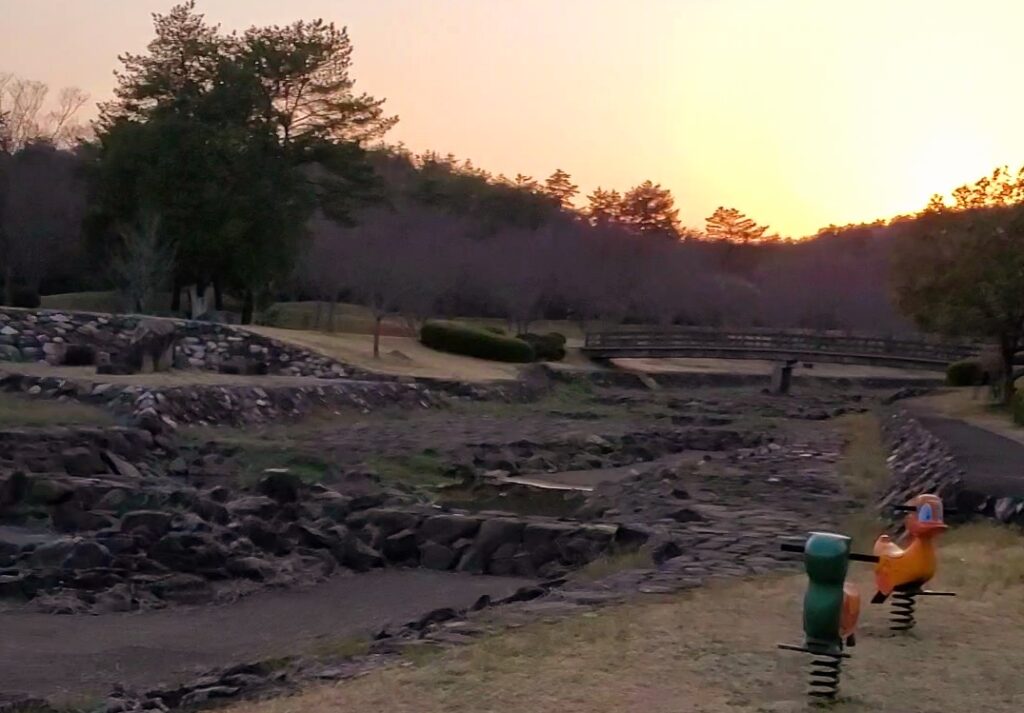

{"left": 704, "top": 206, "right": 770, "bottom": 244}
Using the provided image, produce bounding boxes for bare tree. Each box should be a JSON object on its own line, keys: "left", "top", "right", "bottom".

{"left": 0, "top": 74, "right": 89, "bottom": 152}
{"left": 302, "top": 206, "right": 463, "bottom": 357}
{"left": 112, "top": 214, "right": 175, "bottom": 313}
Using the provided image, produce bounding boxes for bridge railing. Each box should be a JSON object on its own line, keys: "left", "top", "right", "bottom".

{"left": 582, "top": 328, "right": 979, "bottom": 364}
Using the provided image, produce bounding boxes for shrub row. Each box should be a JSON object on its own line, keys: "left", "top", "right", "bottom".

{"left": 946, "top": 359, "right": 984, "bottom": 387}
{"left": 420, "top": 320, "right": 535, "bottom": 363}
{"left": 517, "top": 332, "right": 567, "bottom": 362}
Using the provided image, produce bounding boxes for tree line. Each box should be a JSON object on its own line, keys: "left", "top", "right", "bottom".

{"left": 5, "top": 0, "right": 984, "bottom": 358}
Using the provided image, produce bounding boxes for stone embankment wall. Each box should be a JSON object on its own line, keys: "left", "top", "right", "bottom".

{"left": 882, "top": 409, "right": 1024, "bottom": 526}
{"left": 0, "top": 308, "right": 348, "bottom": 378}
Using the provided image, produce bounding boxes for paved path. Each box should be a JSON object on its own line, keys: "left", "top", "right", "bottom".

{"left": 913, "top": 412, "right": 1024, "bottom": 497}
{"left": 1, "top": 570, "right": 532, "bottom": 701}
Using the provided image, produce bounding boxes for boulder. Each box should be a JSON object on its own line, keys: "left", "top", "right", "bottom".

{"left": 419, "top": 541, "right": 457, "bottom": 571}
{"left": 227, "top": 556, "right": 276, "bottom": 581}
{"left": 150, "top": 573, "right": 214, "bottom": 605}
{"left": 382, "top": 529, "right": 419, "bottom": 563}
{"left": 419, "top": 514, "right": 482, "bottom": 544}
{"left": 102, "top": 451, "right": 142, "bottom": 479}
{"left": 62, "top": 541, "right": 112, "bottom": 570}
{"left": 0, "top": 470, "right": 28, "bottom": 506}
{"left": 258, "top": 470, "right": 304, "bottom": 503}
{"left": 227, "top": 496, "right": 279, "bottom": 520}
{"left": 332, "top": 533, "right": 383, "bottom": 572}
{"left": 27, "top": 537, "right": 77, "bottom": 568}
{"left": 51, "top": 503, "right": 116, "bottom": 533}
{"left": 61, "top": 447, "right": 107, "bottom": 477}
{"left": 120, "top": 510, "right": 173, "bottom": 538}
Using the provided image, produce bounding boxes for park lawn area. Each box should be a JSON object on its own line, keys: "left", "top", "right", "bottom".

{"left": 246, "top": 326, "right": 526, "bottom": 382}
{"left": 0, "top": 390, "right": 115, "bottom": 427}
{"left": 40, "top": 290, "right": 125, "bottom": 313}
{"left": 227, "top": 522, "right": 1024, "bottom": 713}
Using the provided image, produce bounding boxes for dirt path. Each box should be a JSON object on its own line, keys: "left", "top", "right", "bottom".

{"left": 1, "top": 570, "right": 532, "bottom": 701}
{"left": 911, "top": 410, "right": 1024, "bottom": 497}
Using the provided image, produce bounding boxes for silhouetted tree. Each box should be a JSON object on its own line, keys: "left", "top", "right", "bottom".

{"left": 893, "top": 168, "right": 1024, "bottom": 402}
{"left": 585, "top": 187, "right": 622, "bottom": 226}
{"left": 542, "top": 168, "right": 578, "bottom": 208}
{"left": 0, "top": 74, "right": 88, "bottom": 152}
{"left": 618, "top": 180, "right": 680, "bottom": 239}
{"left": 705, "top": 206, "right": 770, "bottom": 244}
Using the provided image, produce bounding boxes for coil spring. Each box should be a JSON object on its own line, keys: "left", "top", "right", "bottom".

{"left": 808, "top": 654, "right": 843, "bottom": 700}
{"left": 890, "top": 591, "right": 917, "bottom": 631}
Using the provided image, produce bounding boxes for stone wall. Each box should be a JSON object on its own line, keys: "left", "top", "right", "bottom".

{"left": 882, "top": 409, "right": 1024, "bottom": 526}
{"left": 0, "top": 308, "right": 349, "bottom": 379}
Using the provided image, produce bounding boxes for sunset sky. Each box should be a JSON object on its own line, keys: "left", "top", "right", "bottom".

{"left": 3, "top": 0, "right": 1024, "bottom": 236}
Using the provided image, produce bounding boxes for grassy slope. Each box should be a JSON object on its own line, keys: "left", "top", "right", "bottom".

{"left": 0, "top": 391, "right": 115, "bottom": 427}
{"left": 225, "top": 412, "right": 1024, "bottom": 713}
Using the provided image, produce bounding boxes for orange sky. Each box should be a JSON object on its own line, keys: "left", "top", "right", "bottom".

{"left": 3, "top": 0, "right": 1024, "bottom": 236}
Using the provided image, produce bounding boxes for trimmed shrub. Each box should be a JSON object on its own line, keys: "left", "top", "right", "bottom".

{"left": 517, "top": 332, "right": 567, "bottom": 362}
{"left": 420, "top": 320, "right": 535, "bottom": 363}
{"left": 63, "top": 345, "right": 97, "bottom": 367}
{"left": 1013, "top": 392, "right": 1024, "bottom": 426}
{"left": 483, "top": 325, "right": 506, "bottom": 335}
{"left": 946, "top": 359, "right": 984, "bottom": 387}
{"left": 10, "top": 287, "right": 40, "bottom": 309}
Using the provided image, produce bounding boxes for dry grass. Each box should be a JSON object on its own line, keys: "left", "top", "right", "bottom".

{"left": 615, "top": 357, "right": 942, "bottom": 380}
{"left": 225, "top": 524, "right": 1024, "bottom": 713}
{"left": 0, "top": 391, "right": 115, "bottom": 427}
{"left": 246, "top": 327, "right": 526, "bottom": 382}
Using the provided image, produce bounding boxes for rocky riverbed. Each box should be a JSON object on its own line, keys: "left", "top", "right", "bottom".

{"left": 0, "top": 376, "right": 921, "bottom": 711}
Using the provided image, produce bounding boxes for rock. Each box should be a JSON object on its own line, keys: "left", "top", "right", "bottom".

{"left": 150, "top": 573, "right": 214, "bottom": 605}
{"left": 62, "top": 541, "right": 112, "bottom": 570}
{"left": 227, "top": 496, "right": 279, "bottom": 520}
{"left": 28, "top": 537, "right": 77, "bottom": 568}
{"left": 353, "top": 508, "right": 421, "bottom": 537}
{"left": 382, "top": 529, "right": 419, "bottom": 563}
{"left": 419, "top": 514, "right": 482, "bottom": 544}
{"left": 26, "top": 478, "right": 74, "bottom": 505}
{"left": 238, "top": 517, "right": 287, "bottom": 554}
{"left": 487, "top": 542, "right": 520, "bottom": 575}
{"left": 51, "top": 503, "right": 116, "bottom": 532}
{"left": 101, "top": 451, "right": 142, "bottom": 480}
{"left": 62, "top": 447, "right": 107, "bottom": 477}
{"left": 0, "top": 471, "right": 28, "bottom": 506}
{"left": 227, "top": 556, "right": 276, "bottom": 581}
{"left": 458, "top": 518, "right": 525, "bottom": 574}
{"left": 95, "top": 583, "right": 135, "bottom": 613}
{"left": 418, "top": 541, "right": 457, "bottom": 570}
{"left": 120, "top": 510, "right": 173, "bottom": 537}
{"left": 332, "top": 533, "right": 383, "bottom": 572}
{"left": 0, "top": 574, "right": 28, "bottom": 599}
{"left": 135, "top": 408, "right": 164, "bottom": 435}
{"left": 179, "top": 686, "right": 241, "bottom": 708}
{"left": 258, "top": 470, "right": 304, "bottom": 503}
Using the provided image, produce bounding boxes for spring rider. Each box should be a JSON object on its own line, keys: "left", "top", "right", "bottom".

{"left": 777, "top": 532, "right": 874, "bottom": 700}
{"left": 872, "top": 493, "right": 955, "bottom": 630}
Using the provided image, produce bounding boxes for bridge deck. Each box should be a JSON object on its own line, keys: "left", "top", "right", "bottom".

{"left": 582, "top": 329, "right": 978, "bottom": 370}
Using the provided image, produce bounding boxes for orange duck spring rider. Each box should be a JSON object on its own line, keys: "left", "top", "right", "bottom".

{"left": 872, "top": 493, "right": 955, "bottom": 630}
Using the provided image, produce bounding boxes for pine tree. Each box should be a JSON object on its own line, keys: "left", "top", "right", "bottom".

{"left": 704, "top": 206, "right": 769, "bottom": 244}
{"left": 619, "top": 180, "right": 681, "bottom": 239}
{"left": 542, "top": 168, "right": 578, "bottom": 208}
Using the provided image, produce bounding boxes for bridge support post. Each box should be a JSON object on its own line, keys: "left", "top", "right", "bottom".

{"left": 771, "top": 360, "right": 796, "bottom": 395}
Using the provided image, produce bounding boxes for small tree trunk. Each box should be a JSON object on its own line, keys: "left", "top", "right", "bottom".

{"left": 1002, "top": 342, "right": 1017, "bottom": 405}
{"left": 213, "top": 280, "right": 224, "bottom": 311}
{"left": 188, "top": 284, "right": 209, "bottom": 320}
{"left": 327, "top": 300, "right": 337, "bottom": 332}
{"left": 3, "top": 264, "right": 14, "bottom": 306}
{"left": 241, "top": 289, "right": 255, "bottom": 325}
{"left": 373, "top": 315, "right": 383, "bottom": 359}
{"left": 313, "top": 300, "right": 323, "bottom": 330}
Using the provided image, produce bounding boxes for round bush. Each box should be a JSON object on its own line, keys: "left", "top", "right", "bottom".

{"left": 517, "top": 332, "right": 567, "bottom": 362}
{"left": 10, "top": 286, "right": 40, "bottom": 309}
{"left": 946, "top": 359, "right": 983, "bottom": 386}
{"left": 421, "top": 320, "right": 535, "bottom": 363}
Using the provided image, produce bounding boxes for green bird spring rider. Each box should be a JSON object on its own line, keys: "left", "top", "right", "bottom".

{"left": 777, "top": 531, "right": 875, "bottom": 700}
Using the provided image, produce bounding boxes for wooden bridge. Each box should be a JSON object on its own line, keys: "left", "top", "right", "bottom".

{"left": 581, "top": 328, "right": 979, "bottom": 370}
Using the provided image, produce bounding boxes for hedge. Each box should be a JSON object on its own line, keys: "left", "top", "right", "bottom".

{"left": 946, "top": 359, "right": 984, "bottom": 387}
{"left": 517, "top": 332, "right": 567, "bottom": 362}
{"left": 420, "top": 320, "right": 535, "bottom": 363}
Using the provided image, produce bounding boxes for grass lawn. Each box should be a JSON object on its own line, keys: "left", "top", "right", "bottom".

{"left": 246, "top": 326, "right": 526, "bottom": 382}
{"left": 0, "top": 391, "right": 115, "bottom": 428}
